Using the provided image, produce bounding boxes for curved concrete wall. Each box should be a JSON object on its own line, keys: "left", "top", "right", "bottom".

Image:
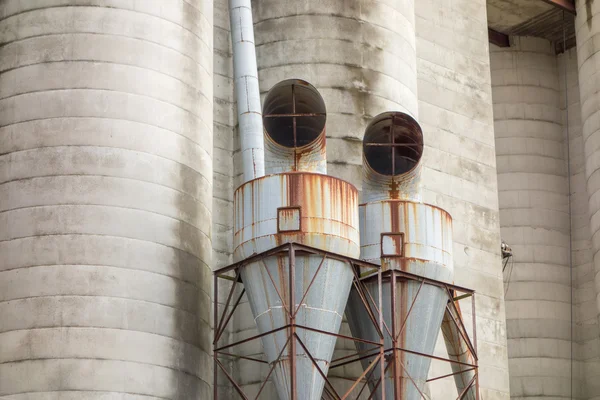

{"left": 576, "top": 2, "right": 600, "bottom": 397}
{"left": 491, "top": 37, "right": 572, "bottom": 399}
{"left": 253, "top": 0, "right": 419, "bottom": 184}
{"left": 0, "top": 2, "right": 213, "bottom": 398}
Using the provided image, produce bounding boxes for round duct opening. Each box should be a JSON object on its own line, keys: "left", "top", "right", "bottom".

{"left": 363, "top": 112, "right": 423, "bottom": 176}
{"left": 263, "top": 79, "right": 326, "bottom": 148}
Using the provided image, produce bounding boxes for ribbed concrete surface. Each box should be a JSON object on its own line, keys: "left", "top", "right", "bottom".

{"left": 415, "top": 1, "right": 509, "bottom": 399}
{"left": 0, "top": 1, "right": 213, "bottom": 398}
{"left": 558, "top": 47, "right": 586, "bottom": 399}
{"left": 576, "top": 1, "right": 600, "bottom": 398}
{"left": 491, "top": 37, "right": 572, "bottom": 399}
{"left": 252, "top": 0, "right": 419, "bottom": 185}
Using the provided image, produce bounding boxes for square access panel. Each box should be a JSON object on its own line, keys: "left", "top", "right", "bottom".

{"left": 381, "top": 232, "right": 404, "bottom": 257}
{"left": 277, "top": 206, "right": 301, "bottom": 232}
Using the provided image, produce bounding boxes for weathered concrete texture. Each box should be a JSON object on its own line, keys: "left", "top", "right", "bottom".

{"left": 252, "top": 0, "right": 419, "bottom": 187}
{"left": 416, "top": 1, "right": 510, "bottom": 399}
{"left": 212, "top": 0, "right": 236, "bottom": 397}
{"left": 558, "top": 46, "right": 587, "bottom": 400}
{"left": 486, "top": 0, "right": 553, "bottom": 33}
{"left": 491, "top": 36, "right": 575, "bottom": 399}
{"left": 576, "top": 1, "right": 600, "bottom": 398}
{"left": 0, "top": 1, "right": 213, "bottom": 398}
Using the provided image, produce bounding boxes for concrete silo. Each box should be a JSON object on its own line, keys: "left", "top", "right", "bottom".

{"left": 0, "top": 2, "right": 214, "bottom": 398}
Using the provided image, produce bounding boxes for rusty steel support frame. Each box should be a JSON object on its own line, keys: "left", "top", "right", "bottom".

{"left": 360, "top": 269, "right": 480, "bottom": 400}
{"left": 213, "top": 242, "right": 386, "bottom": 400}
{"left": 213, "top": 243, "right": 480, "bottom": 399}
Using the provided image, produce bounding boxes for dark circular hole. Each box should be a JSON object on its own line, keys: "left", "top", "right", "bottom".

{"left": 363, "top": 112, "right": 423, "bottom": 176}
{"left": 263, "top": 80, "right": 326, "bottom": 148}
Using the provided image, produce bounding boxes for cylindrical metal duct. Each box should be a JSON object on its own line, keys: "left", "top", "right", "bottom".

{"left": 263, "top": 79, "right": 327, "bottom": 174}
{"left": 233, "top": 173, "right": 359, "bottom": 400}
{"left": 346, "top": 112, "right": 454, "bottom": 399}
{"left": 362, "top": 112, "right": 424, "bottom": 203}
{"left": 0, "top": 2, "right": 213, "bottom": 398}
{"left": 230, "top": 0, "right": 265, "bottom": 183}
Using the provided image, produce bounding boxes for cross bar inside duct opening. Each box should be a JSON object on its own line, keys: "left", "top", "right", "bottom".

{"left": 263, "top": 79, "right": 328, "bottom": 174}
{"left": 362, "top": 111, "right": 424, "bottom": 202}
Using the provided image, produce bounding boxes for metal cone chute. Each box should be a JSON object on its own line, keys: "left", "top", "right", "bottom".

{"left": 345, "top": 112, "right": 455, "bottom": 399}
{"left": 232, "top": 80, "right": 360, "bottom": 399}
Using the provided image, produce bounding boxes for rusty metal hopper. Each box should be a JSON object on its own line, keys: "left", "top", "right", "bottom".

{"left": 347, "top": 201, "right": 453, "bottom": 399}
{"left": 345, "top": 112, "right": 454, "bottom": 399}
{"left": 233, "top": 173, "right": 359, "bottom": 399}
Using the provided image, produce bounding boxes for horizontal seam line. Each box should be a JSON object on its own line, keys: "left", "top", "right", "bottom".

{"left": 0, "top": 116, "right": 214, "bottom": 154}
{"left": 0, "top": 60, "right": 211, "bottom": 104}
{"left": 0, "top": 294, "right": 197, "bottom": 315}
{"left": 0, "top": 233, "right": 209, "bottom": 266}
{"left": 0, "top": 31, "right": 211, "bottom": 78}
{"left": 0, "top": 88, "right": 212, "bottom": 129}
{"left": 0, "top": 264, "right": 204, "bottom": 291}
{"left": 0, "top": 5, "right": 212, "bottom": 52}
{"left": 0, "top": 203, "right": 211, "bottom": 241}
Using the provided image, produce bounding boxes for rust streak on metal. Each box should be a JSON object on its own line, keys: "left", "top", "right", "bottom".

{"left": 216, "top": 352, "right": 269, "bottom": 365}
{"left": 426, "top": 367, "right": 477, "bottom": 383}
{"left": 214, "top": 288, "right": 246, "bottom": 343}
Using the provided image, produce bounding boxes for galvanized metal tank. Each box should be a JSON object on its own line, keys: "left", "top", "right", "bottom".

{"left": 346, "top": 112, "right": 454, "bottom": 399}
{"left": 233, "top": 81, "right": 359, "bottom": 400}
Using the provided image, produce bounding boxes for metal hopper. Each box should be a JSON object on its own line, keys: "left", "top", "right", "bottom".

{"left": 346, "top": 112, "right": 454, "bottom": 399}
{"left": 233, "top": 80, "right": 360, "bottom": 400}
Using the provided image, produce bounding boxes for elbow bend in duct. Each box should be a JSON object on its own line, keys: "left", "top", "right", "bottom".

{"left": 263, "top": 79, "right": 327, "bottom": 174}
{"left": 362, "top": 111, "right": 424, "bottom": 202}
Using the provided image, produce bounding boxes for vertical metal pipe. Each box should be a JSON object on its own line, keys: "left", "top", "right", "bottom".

{"left": 214, "top": 274, "right": 219, "bottom": 400}
{"left": 379, "top": 269, "right": 386, "bottom": 400}
{"left": 229, "top": 0, "right": 265, "bottom": 182}
{"left": 289, "top": 244, "right": 297, "bottom": 399}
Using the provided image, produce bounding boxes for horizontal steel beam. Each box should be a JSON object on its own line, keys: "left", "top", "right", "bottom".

{"left": 541, "top": 0, "right": 576, "bottom": 14}
{"left": 488, "top": 28, "right": 510, "bottom": 47}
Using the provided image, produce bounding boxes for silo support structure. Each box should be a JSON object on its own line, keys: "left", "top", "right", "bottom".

{"left": 212, "top": 242, "right": 386, "bottom": 400}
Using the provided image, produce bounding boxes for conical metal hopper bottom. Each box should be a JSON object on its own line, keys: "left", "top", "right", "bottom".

{"left": 346, "top": 274, "right": 448, "bottom": 400}
{"left": 241, "top": 253, "right": 354, "bottom": 400}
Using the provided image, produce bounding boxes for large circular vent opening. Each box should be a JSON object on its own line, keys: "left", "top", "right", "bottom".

{"left": 263, "top": 79, "right": 326, "bottom": 148}
{"left": 363, "top": 112, "right": 423, "bottom": 176}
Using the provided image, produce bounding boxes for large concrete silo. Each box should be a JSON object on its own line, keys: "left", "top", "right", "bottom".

{"left": 0, "top": 2, "right": 214, "bottom": 398}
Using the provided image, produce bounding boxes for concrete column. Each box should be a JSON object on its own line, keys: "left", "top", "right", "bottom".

{"left": 491, "top": 37, "right": 571, "bottom": 399}
{"left": 576, "top": 1, "right": 600, "bottom": 398}
{"left": 558, "top": 46, "right": 587, "bottom": 400}
{"left": 0, "top": 1, "right": 213, "bottom": 398}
